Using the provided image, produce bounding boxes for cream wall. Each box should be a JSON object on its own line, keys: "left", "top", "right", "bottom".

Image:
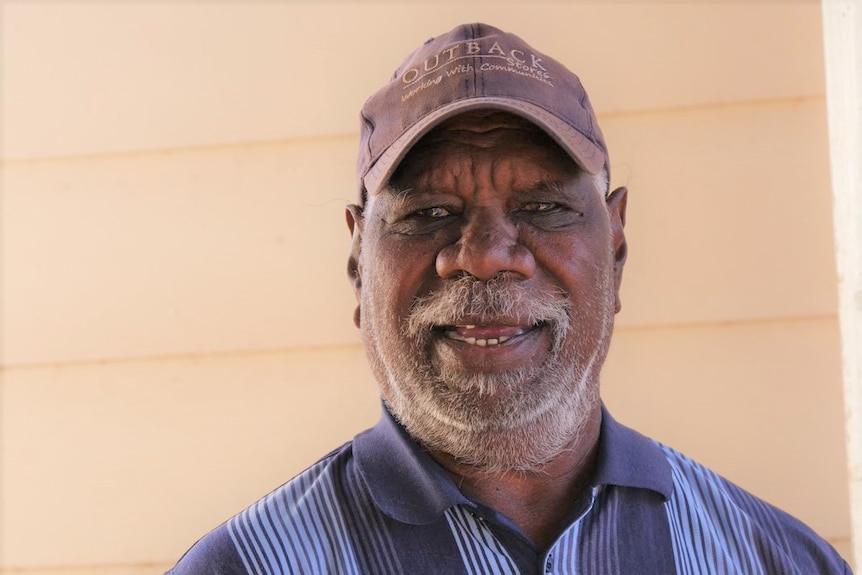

{"left": 1, "top": 3, "right": 852, "bottom": 573}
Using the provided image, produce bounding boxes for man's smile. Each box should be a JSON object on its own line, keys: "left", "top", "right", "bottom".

{"left": 441, "top": 323, "right": 542, "bottom": 347}
{"left": 426, "top": 319, "right": 554, "bottom": 375}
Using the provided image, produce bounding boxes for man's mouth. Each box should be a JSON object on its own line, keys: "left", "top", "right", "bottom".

{"left": 440, "top": 323, "right": 542, "bottom": 347}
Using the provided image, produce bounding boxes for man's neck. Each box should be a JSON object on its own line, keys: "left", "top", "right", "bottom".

{"left": 429, "top": 408, "right": 602, "bottom": 551}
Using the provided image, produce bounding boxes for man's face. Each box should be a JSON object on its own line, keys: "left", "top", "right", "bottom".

{"left": 347, "top": 111, "right": 627, "bottom": 472}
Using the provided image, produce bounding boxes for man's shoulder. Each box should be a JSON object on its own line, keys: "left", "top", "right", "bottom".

{"left": 231, "top": 439, "right": 359, "bottom": 526}
{"left": 652, "top": 441, "right": 851, "bottom": 573}
{"left": 655, "top": 440, "right": 804, "bottom": 526}
{"left": 165, "top": 522, "right": 248, "bottom": 575}
{"left": 167, "top": 440, "right": 356, "bottom": 575}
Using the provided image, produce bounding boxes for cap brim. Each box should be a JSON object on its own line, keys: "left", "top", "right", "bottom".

{"left": 362, "top": 97, "right": 606, "bottom": 198}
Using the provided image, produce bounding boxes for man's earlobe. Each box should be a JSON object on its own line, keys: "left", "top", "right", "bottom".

{"left": 606, "top": 187, "right": 628, "bottom": 313}
{"left": 606, "top": 186, "right": 627, "bottom": 227}
{"left": 345, "top": 204, "right": 364, "bottom": 304}
{"left": 346, "top": 204, "right": 364, "bottom": 237}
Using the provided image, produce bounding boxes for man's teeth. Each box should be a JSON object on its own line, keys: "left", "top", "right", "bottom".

{"left": 444, "top": 327, "right": 525, "bottom": 347}
{"left": 446, "top": 332, "right": 511, "bottom": 346}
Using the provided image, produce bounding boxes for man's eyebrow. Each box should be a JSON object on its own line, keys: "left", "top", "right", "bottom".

{"left": 517, "top": 174, "right": 605, "bottom": 199}
{"left": 514, "top": 179, "right": 571, "bottom": 197}
{"left": 375, "top": 185, "right": 419, "bottom": 213}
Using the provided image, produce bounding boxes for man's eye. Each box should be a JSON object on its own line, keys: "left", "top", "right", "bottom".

{"left": 388, "top": 205, "right": 456, "bottom": 235}
{"left": 521, "top": 202, "right": 559, "bottom": 213}
{"left": 411, "top": 206, "right": 451, "bottom": 218}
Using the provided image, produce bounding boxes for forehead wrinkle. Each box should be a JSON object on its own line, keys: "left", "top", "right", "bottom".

{"left": 384, "top": 156, "right": 604, "bottom": 209}
{"left": 385, "top": 116, "right": 607, "bottom": 202}
{"left": 392, "top": 147, "right": 480, "bottom": 199}
{"left": 484, "top": 152, "right": 576, "bottom": 197}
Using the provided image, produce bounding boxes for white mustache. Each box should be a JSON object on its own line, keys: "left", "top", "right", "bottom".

{"left": 405, "top": 275, "right": 571, "bottom": 346}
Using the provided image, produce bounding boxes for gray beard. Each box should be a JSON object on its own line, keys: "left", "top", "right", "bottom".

{"left": 362, "top": 272, "right": 613, "bottom": 474}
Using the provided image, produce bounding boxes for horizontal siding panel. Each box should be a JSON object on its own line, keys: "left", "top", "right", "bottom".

{"left": 606, "top": 97, "right": 837, "bottom": 328}
{"left": 3, "top": 320, "right": 851, "bottom": 568}
{"left": 3, "top": 100, "right": 837, "bottom": 365}
{"left": 2, "top": 139, "right": 361, "bottom": 365}
{"left": 604, "top": 318, "right": 849, "bottom": 543}
{"left": 2, "top": 346, "right": 380, "bottom": 568}
{"left": 0, "top": 566, "right": 171, "bottom": 575}
{"left": 3, "top": 3, "right": 824, "bottom": 160}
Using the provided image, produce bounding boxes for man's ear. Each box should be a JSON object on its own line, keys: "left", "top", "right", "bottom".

{"left": 346, "top": 204, "right": 364, "bottom": 327}
{"left": 606, "top": 186, "right": 628, "bottom": 313}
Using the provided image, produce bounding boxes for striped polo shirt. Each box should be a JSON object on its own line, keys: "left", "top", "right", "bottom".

{"left": 168, "top": 407, "right": 851, "bottom": 574}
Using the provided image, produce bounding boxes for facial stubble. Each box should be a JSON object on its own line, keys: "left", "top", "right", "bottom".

{"left": 360, "top": 253, "right": 615, "bottom": 474}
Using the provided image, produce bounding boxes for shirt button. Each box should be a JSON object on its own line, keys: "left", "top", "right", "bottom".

{"left": 545, "top": 555, "right": 553, "bottom": 573}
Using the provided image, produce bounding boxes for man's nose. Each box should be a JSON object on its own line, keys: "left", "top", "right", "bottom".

{"left": 436, "top": 207, "right": 536, "bottom": 280}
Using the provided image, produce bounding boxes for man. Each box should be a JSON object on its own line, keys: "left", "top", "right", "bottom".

{"left": 168, "top": 23, "right": 851, "bottom": 574}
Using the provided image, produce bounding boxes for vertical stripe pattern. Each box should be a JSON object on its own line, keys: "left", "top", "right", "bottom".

{"left": 178, "top": 421, "right": 850, "bottom": 575}
{"left": 661, "top": 445, "right": 834, "bottom": 575}
{"left": 227, "top": 455, "right": 403, "bottom": 574}
{"left": 444, "top": 506, "right": 521, "bottom": 575}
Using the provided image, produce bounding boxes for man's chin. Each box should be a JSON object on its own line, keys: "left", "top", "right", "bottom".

{"left": 416, "top": 413, "right": 582, "bottom": 474}
{"left": 431, "top": 368, "right": 534, "bottom": 397}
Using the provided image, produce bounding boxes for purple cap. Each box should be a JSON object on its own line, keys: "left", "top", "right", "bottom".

{"left": 356, "top": 22, "right": 609, "bottom": 202}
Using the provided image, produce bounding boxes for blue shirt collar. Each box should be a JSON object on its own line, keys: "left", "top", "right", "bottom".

{"left": 592, "top": 406, "right": 673, "bottom": 500}
{"left": 353, "top": 403, "right": 672, "bottom": 525}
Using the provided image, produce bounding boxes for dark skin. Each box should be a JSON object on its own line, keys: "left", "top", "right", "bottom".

{"left": 346, "top": 111, "right": 627, "bottom": 550}
{"left": 431, "top": 426, "right": 600, "bottom": 550}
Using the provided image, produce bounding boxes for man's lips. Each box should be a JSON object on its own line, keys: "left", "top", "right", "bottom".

{"left": 439, "top": 323, "right": 542, "bottom": 347}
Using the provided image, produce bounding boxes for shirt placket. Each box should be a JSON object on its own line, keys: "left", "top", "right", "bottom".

{"left": 540, "top": 486, "right": 601, "bottom": 575}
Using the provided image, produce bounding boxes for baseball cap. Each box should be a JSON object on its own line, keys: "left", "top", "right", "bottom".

{"left": 356, "top": 22, "right": 609, "bottom": 203}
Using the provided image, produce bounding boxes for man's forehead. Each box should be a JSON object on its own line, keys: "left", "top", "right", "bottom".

{"left": 383, "top": 110, "right": 578, "bottom": 187}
